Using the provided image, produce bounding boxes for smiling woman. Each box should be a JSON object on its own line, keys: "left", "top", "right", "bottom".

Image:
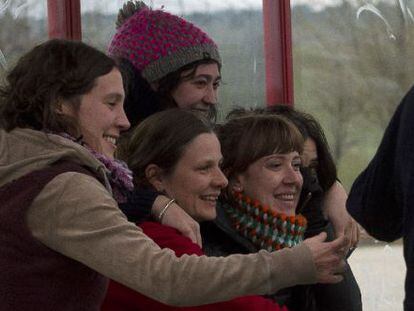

{"left": 103, "top": 109, "right": 289, "bottom": 310}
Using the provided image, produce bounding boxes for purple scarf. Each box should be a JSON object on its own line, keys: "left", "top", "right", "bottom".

{"left": 56, "top": 132, "right": 133, "bottom": 203}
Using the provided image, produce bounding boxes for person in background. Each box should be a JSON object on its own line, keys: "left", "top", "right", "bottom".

{"left": 102, "top": 109, "right": 289, "bottom": 310}
{"left": 0, "top": 39, "right": 348, "bottom": 310}
{"left": 346, "top": 86, "right": 414, "bottom": 311}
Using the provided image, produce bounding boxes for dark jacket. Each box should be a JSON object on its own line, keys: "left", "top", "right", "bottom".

{"left": 347, "top": 86, "right": 414, "bottom": 311}
{"left": 0, "top": 162, "right": 108, "bottom": 311}
{"left": 202, "top": 169, "right": 362, "bottom": 311}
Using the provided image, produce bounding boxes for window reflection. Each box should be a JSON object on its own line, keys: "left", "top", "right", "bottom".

{"left": 0, "top": 0, "right": 47, "bottom": 72}
{"left": 291, "top": 1, "right": 408, "bottom": 310}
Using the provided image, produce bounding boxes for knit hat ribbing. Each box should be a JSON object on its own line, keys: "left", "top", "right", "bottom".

{"left": 108, "top": 1, "right": 221, "bottom": 83}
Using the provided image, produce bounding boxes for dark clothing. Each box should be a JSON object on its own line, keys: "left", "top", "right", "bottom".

{"left": 0, "top": 162, "right": 108, "bottom": 311}
{"left": 201, "top": 204, "right": 361, "bottom": 311}
{"left": 119, "top": 188, "right": 158, "bottom": 223}
{"left": 347, "top": 86, "right": 414, "bottom": 311}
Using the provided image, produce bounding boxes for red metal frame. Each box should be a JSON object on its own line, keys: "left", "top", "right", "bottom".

{"left": 47, "top": 0, "right": 82, "bottom": 40}
{"left": 262, "top": 0, "right": 294, "bottom": 106}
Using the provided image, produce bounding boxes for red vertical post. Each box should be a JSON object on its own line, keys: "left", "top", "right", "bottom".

{"left": 47, "top": 0, "right": 82, "bottom": 40}
{"left": 262, "top": 0, "right": 293, "bottom": 106}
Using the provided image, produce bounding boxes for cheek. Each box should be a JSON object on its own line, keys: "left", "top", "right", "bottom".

{"left": 173, "top": 87, "right": 203, "bottom": 107}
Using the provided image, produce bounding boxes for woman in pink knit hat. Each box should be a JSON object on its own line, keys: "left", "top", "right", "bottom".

{"left": 108, "top": 1, "right": 222, "bottom": 126}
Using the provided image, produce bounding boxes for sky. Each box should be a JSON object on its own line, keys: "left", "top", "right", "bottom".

{"left": 1, "top": 0, "right": 346, "bottom": 20}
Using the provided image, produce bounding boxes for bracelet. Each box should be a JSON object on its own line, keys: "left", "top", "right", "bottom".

{"left": 158, "top": 198, "right": 176, "bottom": 222}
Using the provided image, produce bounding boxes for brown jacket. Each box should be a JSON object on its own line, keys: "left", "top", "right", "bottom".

{"left": 0, "top": 128, "right": 317, "bottom": 307}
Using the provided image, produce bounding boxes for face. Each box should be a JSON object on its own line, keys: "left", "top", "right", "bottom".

{"left": 171, "top": 63, "right": 221, "bottom": 115}
{"left": 160, "top": 133, "right": 228, "bottom": 222}
{"left": 235, "top": 152, "right": 303, "bottom": 216}
{"left": 65, "top": 68, "right": 130, "bottom": 158}
{"left": 302, "top": 138, "right": 318, "bottom": 170}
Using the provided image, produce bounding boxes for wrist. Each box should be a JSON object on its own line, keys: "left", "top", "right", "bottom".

{"left": 152, "top": 195, "right": 175, "bottom": 222}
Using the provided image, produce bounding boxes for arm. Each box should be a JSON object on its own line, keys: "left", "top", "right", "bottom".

{"left": 346, "top": 93, "right": 412, "bottom": 242}
{"left": 120, "top": 188, "right": 202, "bottom": 247}
{"left": 104, "top": 222, "right": 288, "bottom": 311}
{"left": 323, "top": 181, "right": 360, "bottom": 248}
{"left": 27, "top": 172, "right": 346, "bottom": 306}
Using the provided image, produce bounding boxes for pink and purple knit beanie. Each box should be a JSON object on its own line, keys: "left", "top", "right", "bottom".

{"left": 108, "top": 1, "right": 221, "bottom": 83}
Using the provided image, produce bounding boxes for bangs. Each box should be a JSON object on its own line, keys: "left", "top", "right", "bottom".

{"left": 219, "top": 114, "right": 304, "bottom": 178}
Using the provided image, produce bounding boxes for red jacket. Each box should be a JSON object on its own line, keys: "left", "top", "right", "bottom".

{"left": 102, "top": 221, "right": 288, "bottom": 311}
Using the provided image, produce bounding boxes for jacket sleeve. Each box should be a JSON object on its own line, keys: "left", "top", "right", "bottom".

{"left": 26, "top": 172, "right": 316, "bottom": 307}
{"left": 103, "top": 221, "right": 288, "bottom": 311}
{"left": 346, "top": 87, "right": 414, "bottom": 242}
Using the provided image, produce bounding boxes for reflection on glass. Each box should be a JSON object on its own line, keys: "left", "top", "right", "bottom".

{"left": 292, "top": 1, "right": 408, "bottom": 310}
{"left": 0, "top": 0, "right": 47, "bottom": 72}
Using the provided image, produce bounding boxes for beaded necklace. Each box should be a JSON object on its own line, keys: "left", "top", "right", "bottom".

{"left": 223, "top": 191, "right": 307, "bottom": 252}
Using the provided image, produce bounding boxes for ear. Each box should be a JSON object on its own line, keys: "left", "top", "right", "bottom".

{"left": 55, "top": 99, "right": 73, "bottom": 116}
{"left": 145, "top": 164, "right": 166, "bottom": 192}
{"left": 230, "top": 174, "right": 244, "bottom": 193}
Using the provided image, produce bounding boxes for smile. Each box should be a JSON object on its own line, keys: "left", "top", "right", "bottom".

{"left": 103, "top": 135, "right": 118, "bottom": 145}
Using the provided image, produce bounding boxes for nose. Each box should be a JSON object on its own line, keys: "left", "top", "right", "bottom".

{"left": 203, "top": 85, "right": 218, "bottom": 106}
{"left": 212, "top": 167, "right": 228, "bottom": 189}
{"left": 283, "top": 166, "right": 303, "bottom": 189}
{"left": 117, "top": 107, "right": 131, "bottom": 131}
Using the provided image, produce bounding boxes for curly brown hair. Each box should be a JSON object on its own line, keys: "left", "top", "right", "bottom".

{"left": 0, "top": 39, "right": 117, "bottom": 134}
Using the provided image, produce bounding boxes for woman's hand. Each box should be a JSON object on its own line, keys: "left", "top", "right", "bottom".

{"left": 323, "top": 181, "right": 360, "bottom": 250}
{"left": 303, "top": 232, "right": 348, "bottom": 284}
{"left": 152, "top": 195, "right": 202, "bottom": 247}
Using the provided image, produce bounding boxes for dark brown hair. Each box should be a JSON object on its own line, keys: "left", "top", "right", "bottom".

{"left": 0, "top": 39, "right": 117, "bottom": 134}
{"left": 259, "top": 105, "right": 337, "bottom": 191}
{"left": 122, "top": 109, "right": 214, "bottom": 188}
{"left": 218, "top": 112, "right": 304, "bottom": 180}
{"left": 119, "top": 58, "right": 220, "bottom": 128}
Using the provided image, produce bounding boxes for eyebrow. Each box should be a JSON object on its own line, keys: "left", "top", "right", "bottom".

{"left": 104, "top": 93, "right": 124, "bottom": 101}
{"left": 194, "top": 74, "right": 222, "bottom": 82}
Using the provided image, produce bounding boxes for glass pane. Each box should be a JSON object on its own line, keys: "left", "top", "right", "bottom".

{"left": 81, "top": 0, "right": 265, "bottom": 119}
{"left": 291, "top": 1, "right": 407, "bottom": 310}
{"left": 0, "top": 0, "right": 47, "bottom": 76}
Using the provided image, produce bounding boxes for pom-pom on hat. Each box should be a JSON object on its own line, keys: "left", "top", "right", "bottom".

{"left": 108, "top": 1, "right": 221, "bottom": 83}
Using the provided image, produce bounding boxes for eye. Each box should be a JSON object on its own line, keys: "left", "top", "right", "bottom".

{"left": 193, "top": 80, "right": 208, "bottom": 88}
{"left": 266, "top": 161, "right": 282, "bottom": 170}
{"left": 213, "top": 80, "right": 221, "bottom": 90}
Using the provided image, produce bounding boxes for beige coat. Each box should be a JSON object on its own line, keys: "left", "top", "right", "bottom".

{"left": 0, "top": 128, "right": 317, "bottom": 307}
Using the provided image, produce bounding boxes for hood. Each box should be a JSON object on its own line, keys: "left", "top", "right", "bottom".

{"left": 0, "top": 128, "right": 109, "bottom": 188}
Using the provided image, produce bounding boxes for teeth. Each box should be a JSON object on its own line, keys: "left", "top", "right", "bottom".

{"left": 104, "top": 136, "right": 117, "bottom": 145}
{"left": 200, "top": 195, "right": 219, "bottom": 202}
{"left": 277, "top": 194, "right": 295, "bottom": 200}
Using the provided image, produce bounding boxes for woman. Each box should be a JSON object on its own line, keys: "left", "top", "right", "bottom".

{"left": 0, "top": 39, "right": 345, "bottom": 309}
{"left": 103, "top": 109, "right": 288, "bottom": 310}
{"left": 201, "top": 112, "right": 353, "bottom": 311}
{"left": 262, "top": 105, "right": 362, "bottom": 310}
{"left": 108, "top": 0, "right": 221, "bottom": 126}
